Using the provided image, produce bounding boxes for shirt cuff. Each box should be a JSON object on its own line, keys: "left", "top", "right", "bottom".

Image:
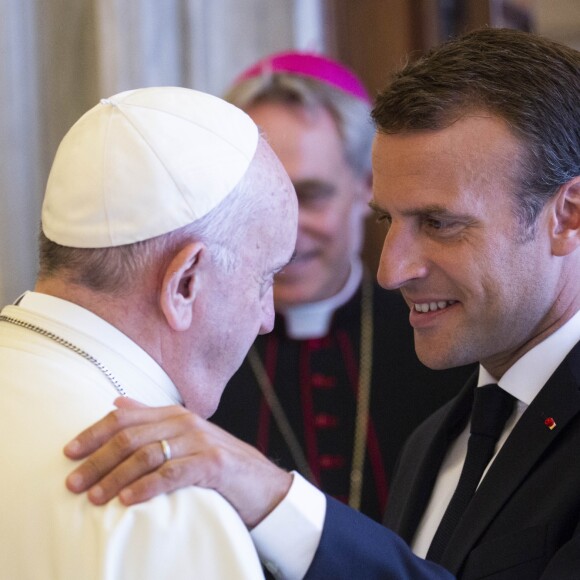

{"left": 250, "top": 472, "right": 325, "bottom": 579}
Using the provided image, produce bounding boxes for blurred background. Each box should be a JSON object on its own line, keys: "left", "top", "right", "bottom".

{"left": 1, "top": 0, "right": 579, "bottom": 306}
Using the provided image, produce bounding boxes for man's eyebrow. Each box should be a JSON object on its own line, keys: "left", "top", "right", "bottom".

{"left": 368, "top": 200, "right": 386, "bottom": 214}
{"left": 369, "top": 201, "right": 472, "bottom": 220}
{"left": 294, "top": 180, "right": 335, "bottom": 196}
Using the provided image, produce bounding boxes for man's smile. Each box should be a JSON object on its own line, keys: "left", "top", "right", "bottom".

{"left": 413, "top": 300, "right": 458, "bottom": 313}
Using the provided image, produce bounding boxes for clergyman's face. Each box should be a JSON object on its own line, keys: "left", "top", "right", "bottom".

{"left": 371, "top": 114, "right": 563, "bottom": 377}
{"left": 192, "top": 142, "right": 298, "bottom": 416}
{"left": 246, "top": 101, "right": 369, "bottom": 309}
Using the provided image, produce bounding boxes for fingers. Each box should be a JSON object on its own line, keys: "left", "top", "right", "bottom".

{"left": 108, "top": 444, "right": 240, "bottom": 507}
{"left": 118, "top": 457, "right": 200, "bottom": 505}
{"left": 78, "top": 421, "right": 211, "bottom": 501}
{"left": 115, "top": 440, "right": 293, "bottom": 528}
{"left": 85, "top": 439, "right": 176, "bottom": 504}
{"left": 66, "top": 423, "right": 187, "bottom": 494}
{"left": 63, "top": 402, "right": 187, "bottom": 459}
{"left": 114, "top": 396, "right": 147, "bottom": 410}
{"left": 65, "top": 405, "right": 193, "bottom": 496}
{"left": 62, "top": 403, "right": 292, "bottom": 526}
{"left": 67, "top": 416, "right": 237, "bottom": 504}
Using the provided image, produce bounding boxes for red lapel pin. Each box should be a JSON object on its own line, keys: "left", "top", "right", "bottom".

{"left": 544, "top": 417, "right": 556, "bottom": 430}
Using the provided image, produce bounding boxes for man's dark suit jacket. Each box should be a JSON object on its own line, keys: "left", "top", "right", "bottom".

{"left": 305, "top": 341, "right": 580, "bottom": 579}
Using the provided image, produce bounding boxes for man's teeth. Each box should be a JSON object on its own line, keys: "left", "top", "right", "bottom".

{"left": 414, "top": 301, "right": 455, "bottom": 313}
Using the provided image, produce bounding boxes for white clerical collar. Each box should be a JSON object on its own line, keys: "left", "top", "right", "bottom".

{"left": 478, "top": 308, "right": 580, "bottom": 405}
{"left": 13, "top": 291, "right": 182, "bottom": 405}
{"left": 279, "top": 259, "right": 364, "bottom": 339}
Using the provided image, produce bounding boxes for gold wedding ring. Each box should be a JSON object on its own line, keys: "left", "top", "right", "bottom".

{"left": 160, "top": 439, "right": 172, "bottom": 462}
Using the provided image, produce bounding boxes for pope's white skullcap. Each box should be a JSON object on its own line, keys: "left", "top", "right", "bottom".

{"left": 42, "top": 86, "right": 259, "bottom": 248}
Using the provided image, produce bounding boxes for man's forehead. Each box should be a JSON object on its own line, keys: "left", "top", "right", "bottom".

{"left": 372, "top": 119, "right": 521, "bottom": 202}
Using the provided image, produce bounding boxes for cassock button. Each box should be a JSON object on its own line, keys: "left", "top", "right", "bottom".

{"left": 314, "top": 413, "right": 339, "bottom": 429}
{"left": 311, "top": 374, "right": 336, "bottom": 389}
{"left": 307, "top": 337, "right": 332, "bottom": 350}
{"left": 319, "top": 454, "right": 346, "bottom": 470}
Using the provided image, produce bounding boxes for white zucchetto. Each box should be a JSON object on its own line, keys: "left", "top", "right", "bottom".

{"left": 42, "top": 86, "right": 259, "bottom": 248}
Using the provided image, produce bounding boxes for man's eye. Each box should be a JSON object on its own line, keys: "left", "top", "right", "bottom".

{"left": 424, "top": 217, "right": 444, "bottom": 229}
{"left": 375, "top": 213, "right": 392, "bottom": 228}
{"left": 422, "top": 216, "right": 465, "bottom": 237}
{"left": 299, "top": 192, "right": 330, "bottom": 206}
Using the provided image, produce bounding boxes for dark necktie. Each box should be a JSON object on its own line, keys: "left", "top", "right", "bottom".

{"left": 426, "top": 384, "right": 515, "bottom": 563}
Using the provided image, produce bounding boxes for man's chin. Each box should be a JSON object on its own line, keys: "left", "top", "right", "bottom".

{"left": 415, "top": 342, "right": 474, "bottom": 371}
{"left": 274, "top": 285, "right": 320, "bottom": 310}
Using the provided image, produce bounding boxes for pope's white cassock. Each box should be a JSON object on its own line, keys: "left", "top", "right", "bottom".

{"left": 0, "top": 291, "right": 264, "bottom": 579}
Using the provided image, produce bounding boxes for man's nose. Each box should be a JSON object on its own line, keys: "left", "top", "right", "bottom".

{"left": 377, "top": 224, "right": 428, "bottom": 290}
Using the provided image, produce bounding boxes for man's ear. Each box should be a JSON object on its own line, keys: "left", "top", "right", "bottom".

{"left": 160, "top": 242, "right": 205, "bottom": 331}
{"left": 355, "top": 171, "right": 373, "bottom": 217}
{"left": 550, "top": 176, "right": 580, "bottom": 257}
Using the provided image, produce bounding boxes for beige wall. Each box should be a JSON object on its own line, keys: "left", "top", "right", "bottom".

{"left": 536, "top": 0, "right": 580, "bottom": 49}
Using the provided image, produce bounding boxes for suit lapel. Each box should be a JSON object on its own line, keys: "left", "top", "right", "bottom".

{"left": 440, "top": 342, "right": 580, "bottom": 573}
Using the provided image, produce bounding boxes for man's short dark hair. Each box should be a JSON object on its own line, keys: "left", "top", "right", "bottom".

{"left": 372, "top": 27, "right": 580, "bottom": 234}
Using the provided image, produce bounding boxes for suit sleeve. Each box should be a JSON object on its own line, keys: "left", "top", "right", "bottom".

{"left": 305, "top": 496, "right": 454, "bottom": 580}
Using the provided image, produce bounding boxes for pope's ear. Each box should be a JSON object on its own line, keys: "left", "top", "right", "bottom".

{"left": 160, "top": 242, "right": 205, "bottom": 331}
{"left": 550, "top": 176, "right": 580, "bottom": 257}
